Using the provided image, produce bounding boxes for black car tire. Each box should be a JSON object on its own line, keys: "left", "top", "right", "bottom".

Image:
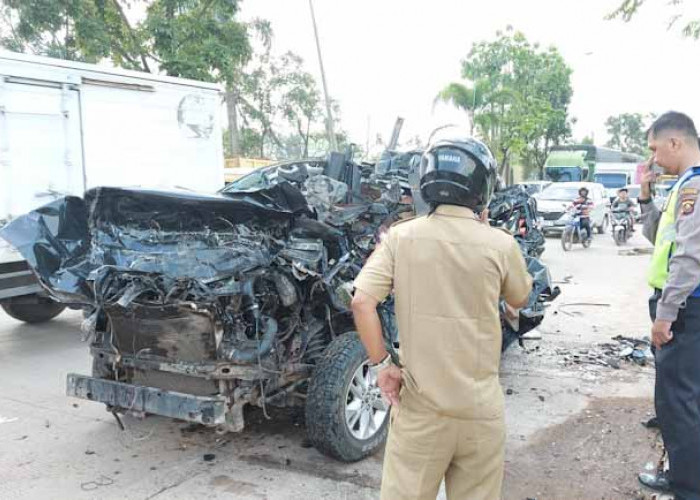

{"left": 305, "top": 332, "right": 390, "bottom": 462}
{"left": 1, "top": 295, "right": 66, "bottom": 323}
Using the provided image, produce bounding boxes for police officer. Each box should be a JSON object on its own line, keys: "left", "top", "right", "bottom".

{"left": 637, "top": 112, "right": 700, "bottom": 500}
{"left": 351, "top": 136, "right": 532, "bottom": 500}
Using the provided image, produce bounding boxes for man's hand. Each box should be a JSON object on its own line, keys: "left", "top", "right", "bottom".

{"left": 640, "top": 156, "right": 657, "bottom": 200}
{"left": 504, "top": 303, "right": 519, "bottom": 320}
{"left": 479, "top": 208, "right": 489, "bottom": 224}
{"left": 652, "top": 319, "right": 674, "bottom": 349}
{"left": 377, "top": 365, "right": 402, "bottom": 406}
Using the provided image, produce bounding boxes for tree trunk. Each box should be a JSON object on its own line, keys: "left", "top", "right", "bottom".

{"left": 303, "top": 118, "right": 311, "bottom": 158}
{"left": 226, "top": 88, "right": 241, "bottom": 156}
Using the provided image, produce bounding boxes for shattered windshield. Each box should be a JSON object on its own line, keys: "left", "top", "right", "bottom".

{"left": 223, "top": 168, "right": 273, "bottom": 191}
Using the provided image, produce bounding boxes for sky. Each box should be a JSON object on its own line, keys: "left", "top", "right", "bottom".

{"left": 238, "top": 0, "right": 700, "bottom": 152}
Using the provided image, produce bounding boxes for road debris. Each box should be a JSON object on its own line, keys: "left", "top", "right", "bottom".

{"left": 557, "top": 335, "right": 653, "bottom": 369}
{"left": 619, "top": 247, "right": 654, "bottom": 256}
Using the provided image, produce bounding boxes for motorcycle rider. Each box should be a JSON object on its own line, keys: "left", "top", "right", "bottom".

{"left": 571, "top": 187, "right": 594, "bottom": 241}
{"left": 612, "top": 187, "right": 637, "bottom": 232}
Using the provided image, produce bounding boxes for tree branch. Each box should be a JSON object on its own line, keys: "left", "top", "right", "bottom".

{"left": 110, "top": 0, "right": 151, "bottom": 72}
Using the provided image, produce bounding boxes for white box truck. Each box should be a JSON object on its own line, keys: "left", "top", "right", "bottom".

{"left": 0, "top": 51, "right": 224, "bottom": 323}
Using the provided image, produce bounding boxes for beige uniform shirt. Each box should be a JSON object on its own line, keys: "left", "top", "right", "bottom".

{"left": 354, "top": 204, "right": 532, "bottom": 420}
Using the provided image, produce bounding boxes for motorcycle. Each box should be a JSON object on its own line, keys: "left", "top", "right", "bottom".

{"left": 611, "top": 208, "right": 631, "bottom": 246}
{"left": 561, "top": 210, "right": 592, "bottom": 251}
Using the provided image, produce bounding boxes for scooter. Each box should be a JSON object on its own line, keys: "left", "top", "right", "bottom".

{"left": 611, "top": 209, "right": 631, "bottom": 246}
{"left": 561, "top": 210, "right": 592, "bottom": 251}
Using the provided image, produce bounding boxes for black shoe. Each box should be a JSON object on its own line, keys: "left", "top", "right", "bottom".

{"left": 639, "top": 471, "right": 671, "bottom": 493}
{"left": 642, "top": 416, "right": 659, "bottom": 429}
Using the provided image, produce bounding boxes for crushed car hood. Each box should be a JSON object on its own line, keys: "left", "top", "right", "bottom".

{"left": 0, "top": 184, "right": 310, "bottom": 304}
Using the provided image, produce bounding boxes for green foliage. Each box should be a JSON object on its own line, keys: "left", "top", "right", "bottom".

{"left": 604, "top": 112, "right": 654, "bottom": 156}
{"left": 438, "top": 27, "right": 573, "bottom": 180}
{"left": 1, "top": 1, "right": 334, "bottom": 161}
{"left": 234, "top": 48, "right": 326, "bottom": 159}
{"left": 0, "top": 1, "right": 255, "bottom": 78}
{"left": 608, "top": 0, "right": 700, "bottom": 39}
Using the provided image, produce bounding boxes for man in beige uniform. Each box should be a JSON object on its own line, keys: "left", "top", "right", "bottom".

{"left": 352, "top": 137, "right": 532, "bottom": 500}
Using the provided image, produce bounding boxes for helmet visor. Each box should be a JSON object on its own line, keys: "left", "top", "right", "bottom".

{"left": 420, "top": 147, "right": 479, "bottom": 179}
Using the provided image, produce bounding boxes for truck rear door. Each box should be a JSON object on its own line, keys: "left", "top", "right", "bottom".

{"left": 0, "top": 78, "right": 85, "bottom": 223}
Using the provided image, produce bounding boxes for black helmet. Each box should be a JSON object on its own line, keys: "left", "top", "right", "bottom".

{"left": 419, "top": 137, "right": 497, "bottom": 211}
{"left": 578, "top": 186, "right": 589, "bottom": 196}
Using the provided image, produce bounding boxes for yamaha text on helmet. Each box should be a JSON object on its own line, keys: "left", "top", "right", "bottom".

{"left": 419, "top": 137, "right": 497, "bottom": 212}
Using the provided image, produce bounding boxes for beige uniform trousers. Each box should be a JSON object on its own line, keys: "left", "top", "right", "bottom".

{"left": 380, "top": 394, "right": 505, "bottom": 500}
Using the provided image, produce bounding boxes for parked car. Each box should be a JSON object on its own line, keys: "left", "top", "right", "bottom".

{"left": 517, "top": 181, "right": 552, "bottom": 197}
{"left": 537, "top": 182, "right": 610, "bottom": 235}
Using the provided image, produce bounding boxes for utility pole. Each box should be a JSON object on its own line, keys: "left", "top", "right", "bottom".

{"left": 309, "top": 0, "right": 338, "bottom": 152}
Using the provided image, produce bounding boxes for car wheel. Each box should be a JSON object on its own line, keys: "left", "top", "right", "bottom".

{"left": 1, "top": 295, "right": 66, "bottom": 323}
{"left": 305, "top": 332, "right": 390, "bottom": 462}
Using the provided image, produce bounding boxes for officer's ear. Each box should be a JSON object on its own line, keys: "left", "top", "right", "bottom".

{"left": 669, "top": 136, "right": 683, "bottom": 152}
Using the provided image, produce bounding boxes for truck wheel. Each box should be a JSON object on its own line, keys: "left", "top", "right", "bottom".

{"left": 305, "top": 332, "right": 390, "bottom": 462}
{"left": 1, "top": 296, "right": 65, "bottom": 323}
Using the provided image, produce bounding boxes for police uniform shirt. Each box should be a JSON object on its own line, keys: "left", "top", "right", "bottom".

{"left": 353, "top": 204, "right": 532, "bottom": 419}
{"left": 642, "top": 173, "right": 700, "bottom": 321}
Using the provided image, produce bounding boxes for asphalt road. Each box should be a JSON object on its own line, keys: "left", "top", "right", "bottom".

{"left": 0, "top": 230, "right": 656, "bottom": 500}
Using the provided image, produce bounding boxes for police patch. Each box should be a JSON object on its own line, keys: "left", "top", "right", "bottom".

{"left": 681, "top": 199, "right": 696, "bottom": 215}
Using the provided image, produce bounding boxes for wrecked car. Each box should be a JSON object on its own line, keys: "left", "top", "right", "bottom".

{"left": 0, "top": 152, "right": 557, "bottom": 463}
{"left": 488, "top": 184, "right": 546, "bottom": 258}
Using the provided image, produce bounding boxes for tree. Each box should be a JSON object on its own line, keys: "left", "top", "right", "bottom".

{"left": 604, "top": 113, "right": 652, "bottom": 155}
{"left": 434, "top": 80, "right": 489, "bottom": 136}
{"left": 608, "top": 0, "right": 700, "bottom": 39}
{"left": 437, "top": 28, "right": 574, "bottom": 181}
{"left": 1, "top": 1, "right": 263, "bottom": 156}
{"left": 279, "top": 53, "right": 322, "bottom": 158}
{"left": 0, "top": 1, "right": 255, "bottom": 75}
{"left": 0, "top": 1, "right": 337, "bottom": 162}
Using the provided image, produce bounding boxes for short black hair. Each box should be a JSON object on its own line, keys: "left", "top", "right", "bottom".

{"left": 618, "top": 188, "right": 628, "bottom": 193}
{"left": 648, "top": 111, "right": 698, "bottom": 141}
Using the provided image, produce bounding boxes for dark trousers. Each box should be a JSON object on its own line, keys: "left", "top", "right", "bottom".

{"left": 650, "top": 293, "right": 700, "bottom": 500}
{"left": 580, "top": 217, "right": 592, "bottom": 240}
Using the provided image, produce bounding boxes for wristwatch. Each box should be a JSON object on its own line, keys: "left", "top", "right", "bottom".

{"left": 369, "top": 354, "right": 393, "bottom": 378}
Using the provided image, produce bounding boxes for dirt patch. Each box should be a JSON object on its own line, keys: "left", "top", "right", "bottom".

{"left": 504, "top": 397, "right": 663, "bottom": 500}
